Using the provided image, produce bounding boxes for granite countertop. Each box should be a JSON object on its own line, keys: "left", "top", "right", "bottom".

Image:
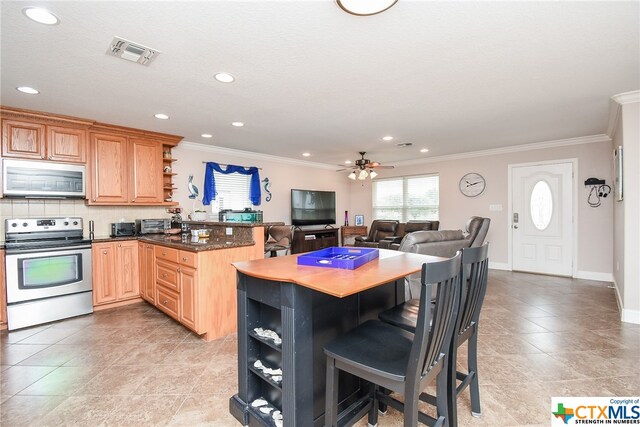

{"left": 183, "top": 221, "right": 284, "bottom": 228}
{"left": 91, "top": 234, "right": 255, "bottom": 252}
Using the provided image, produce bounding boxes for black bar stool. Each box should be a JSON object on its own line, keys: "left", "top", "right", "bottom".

{"left": 378, "top": 243, "right": 490, "bottom": 426}
{"left": 324, "top": 252, "right": 462, "bottom": 427}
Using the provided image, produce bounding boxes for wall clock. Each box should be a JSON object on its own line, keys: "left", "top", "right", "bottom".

{"left": 459, "top": 173, "right": 486, "bottom": 197}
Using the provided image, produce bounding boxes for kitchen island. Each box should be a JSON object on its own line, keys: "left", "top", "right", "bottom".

{"left": 229, "top": 249, "right": 442, "bottom": 427}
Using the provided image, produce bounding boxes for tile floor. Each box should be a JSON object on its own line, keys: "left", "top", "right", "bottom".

{"left": 1, "top": 270, "right": 639, "bottom": 426}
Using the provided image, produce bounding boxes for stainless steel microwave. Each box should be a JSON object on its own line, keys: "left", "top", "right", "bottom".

{"left": 2, "top": 159, "right": 86, "bottom": 198}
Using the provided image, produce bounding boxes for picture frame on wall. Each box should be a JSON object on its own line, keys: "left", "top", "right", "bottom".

{"left": 355, "top": 215, "right": 364, "bottom": 226}
{"left": 614, "top": 146, "right": 623, "bottom": 201}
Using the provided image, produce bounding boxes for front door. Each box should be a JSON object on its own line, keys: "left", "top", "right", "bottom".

{"left": 511, "top": 162, "right": 574, "bottom": 276}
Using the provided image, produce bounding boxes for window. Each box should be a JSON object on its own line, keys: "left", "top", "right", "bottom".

{"left": 209, "top": 171, "right": 252, "bottom": 212}
{"left": 372, "top": 174, "right": 439, "bottom": 221}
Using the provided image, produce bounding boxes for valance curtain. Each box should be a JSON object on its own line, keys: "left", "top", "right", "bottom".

{"left": 202, "top": 162, "right": 261, "bottom": 206}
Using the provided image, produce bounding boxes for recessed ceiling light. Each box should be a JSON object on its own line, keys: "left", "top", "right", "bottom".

{"left": 420, "top": 148, "right": 429, "bottom": 153}
{"left": 154, "top": 113, "right": 169, "bottom": 120}
{"left": 382, "top": 136, "right": 393, "bottom": 141}
{"left": 214, "top": 72, "right": 235, "bottom": 83}
{"left": 22, "top": 7, "right": 59, "bottom": 25}
{"left": 345, "top": 160, "right": 352, "bottom": 164}
{"left": 302, "top": 152, "right": 311, "bottom": 157}
{"left": 201, "top": 134, "right": 213, "bottom": 138}
{"left": 16, "top": 86, "right": 39, "bottom": 95}
{"left": 231, "top": 122, "right": 244, "bottom": 127}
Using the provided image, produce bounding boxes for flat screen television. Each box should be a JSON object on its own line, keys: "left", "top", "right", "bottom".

{"left": 291, "top": 189, "right": 336, "bottom": 226}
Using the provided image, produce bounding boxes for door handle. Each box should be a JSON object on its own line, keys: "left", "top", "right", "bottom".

{"left": 514, "top": 225, "right": 518, "bottom": 229}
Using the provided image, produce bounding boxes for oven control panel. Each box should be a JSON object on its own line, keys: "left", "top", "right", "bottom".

{"left": 6, "top": 217, "right": 83, "bottom": 233}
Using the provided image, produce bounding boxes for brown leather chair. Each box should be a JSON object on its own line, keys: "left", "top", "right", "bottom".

{"left": 378, "top": 220, "right": 440, "bottom": 249}
{"left": 264, "top": 225, "right": 294, "bottom": 257}
{"left": 353, "top": 220, "right": 399, "bottom": 248}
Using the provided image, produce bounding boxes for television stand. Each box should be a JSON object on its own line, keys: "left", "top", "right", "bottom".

{"left": 291, "top": 227, "right": 339, "bottom": 254}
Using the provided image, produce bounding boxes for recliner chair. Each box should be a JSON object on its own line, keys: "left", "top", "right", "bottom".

{"left": 399, "top": 216, "right": 490, "bottom": 299}
{"left": 352, "top": 220, "right": 399, "bottom": 248}
{"left": 378, "top": 220, "right": 440, "bottom": 249}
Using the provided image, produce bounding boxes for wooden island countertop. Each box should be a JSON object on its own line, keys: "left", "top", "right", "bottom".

{"left": 233, "top": 249, "right": 443, "bottom": 298}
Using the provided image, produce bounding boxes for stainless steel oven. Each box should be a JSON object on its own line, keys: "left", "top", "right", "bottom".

{"left": 4, "top": 217, "right": 93, "bottom": 330}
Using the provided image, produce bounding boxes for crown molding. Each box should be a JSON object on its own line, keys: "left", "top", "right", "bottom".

{"left": 608, "top": 90, "right": 640, "bottom": 139}
{"left": 391, "top": 134, "right": 611, "bottom": 167}
{"left": 177, "top": 141, "right": 337, "bottom": 170}
{"left": 611, "top": 90, "right": 640, "bottom": 105}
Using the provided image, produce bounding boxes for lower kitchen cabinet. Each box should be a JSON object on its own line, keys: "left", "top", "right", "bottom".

{"left": 140, "top": 242, "right": 255, "bottom": 341}
{"left": 92, "top": 240, "right": 140, "bottom": 306}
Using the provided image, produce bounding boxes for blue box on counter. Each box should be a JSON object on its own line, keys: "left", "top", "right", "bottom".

{"left": 297, "top": 247, "right": 379, "bottom": 270}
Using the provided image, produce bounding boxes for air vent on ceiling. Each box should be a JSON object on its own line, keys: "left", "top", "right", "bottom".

{"left": 106, "top": 36, "right": 159, "bottom": 65}
{"left": 396, "top": 142, "right": 413, "bottom": 148}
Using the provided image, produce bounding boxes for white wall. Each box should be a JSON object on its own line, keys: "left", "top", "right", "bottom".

{"left": 613, "top": 99, "right": 640, "bottom": 323}
{"left": 348, "top": 140, "right": 614, "bottom": 278}
{"left": 172, "top": 142, "right": 350, "bottom": 225}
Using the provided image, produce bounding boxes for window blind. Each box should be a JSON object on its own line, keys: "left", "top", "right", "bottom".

{"left": 372, "top": 174, "right": 439, "bottom": 221}
{"left": 209, "top": 171, "right": 252, "bottom": 212}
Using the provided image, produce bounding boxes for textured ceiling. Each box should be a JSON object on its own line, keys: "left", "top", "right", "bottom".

{"left": 1, "top": 1, "right": 638, "bottom": 166}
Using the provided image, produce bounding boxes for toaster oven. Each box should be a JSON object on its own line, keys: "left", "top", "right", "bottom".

{"left": 135, "top": 218, "right": 170, "bottom": 234}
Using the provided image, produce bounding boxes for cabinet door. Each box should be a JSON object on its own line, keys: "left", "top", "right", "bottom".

{"left": 130, "top": 138, "right": 163, "bottom": 203}
{"left": 179, "top": 266, "right": 199, "bottom": 331}
{"left": 47, "top": 126, "right": 87, "bottom": 163}
{"left": 116, "top": 241, "right": 139, "bottom": 300}
{"left": 92, "top": 243, "right": 117, "bottom": 305}
{"left": 90, "top": 133, "right": 129, "bottom": 204}
{"left": 1, "top": 120, "right": 46, "bottom": 159}
{"left": 142, "top": 243, "right": 156, "bottom": 304}
{"left": 138, "top": 242, "right": 146, "bottom": 300}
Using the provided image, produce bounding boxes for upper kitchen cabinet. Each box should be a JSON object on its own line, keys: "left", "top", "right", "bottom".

{"left": 1, "top": 107, "right": 91, "bottom": 164}
{"left": 88, "top": 123, "right": 181, "bottom": 206}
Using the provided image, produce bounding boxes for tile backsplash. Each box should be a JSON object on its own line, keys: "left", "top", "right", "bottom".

{"left": 0, "top": 199, "right": 170, "bottom": 240}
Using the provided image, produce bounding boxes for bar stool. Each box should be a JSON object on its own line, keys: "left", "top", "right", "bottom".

{"left": 378, "top": 243, "right": 490, "bottom": 426}
{"left": 323, "top": 253, "right": 462, "bottom": 427}
{"left": 264, "top": 225, "right": 294, "bottom": 257}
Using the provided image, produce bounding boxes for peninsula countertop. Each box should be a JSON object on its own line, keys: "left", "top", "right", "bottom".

{"left": 92, "top": 234, "right": 255, "bottom": 252}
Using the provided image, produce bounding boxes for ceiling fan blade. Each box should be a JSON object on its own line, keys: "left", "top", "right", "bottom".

{"left": 369, "top": 165, "right": 394, "bottom": 169}
{"left": 336, "top": 167, "right": 352, "bottom": 172}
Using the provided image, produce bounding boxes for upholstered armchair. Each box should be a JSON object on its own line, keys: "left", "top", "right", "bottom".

{"left": 352, "top": 220, "right": 399, "bottom": 248}
{"left": 397, "top": 216, "right": 490, "bottom": 298}
{"left": 378, "top": 220, "right": 440, "bottom": 249}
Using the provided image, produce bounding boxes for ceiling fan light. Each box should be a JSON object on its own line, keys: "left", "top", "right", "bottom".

{"left": 348, "top": 171, "right": 357, "bottom": 180}
{"left": 369, "top": 170, "right": 378, "bottom": 179}
{"left": 358, "top": 169, "right": 369, "bottom": 180}
{"left": 336, "top": 0, "right": 398, "bottom": 16}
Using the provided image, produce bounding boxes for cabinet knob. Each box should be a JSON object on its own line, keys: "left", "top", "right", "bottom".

{"left": 131, "top": 199, "right": 135, "bottom": 203}
{"left": 118, "top": 244, "right": 121, "bottom": 247}
{"left": 102, "top": 251, "right": 107, "bottom": 254}
{"left": 162, "top": 252, "right": 166, "bottom": 256}
{"left": 177, "top": 267, "right": 181, "bottom": 273}
{"left": 162, "top": 273, "right": 167, "bottom": 278}
{"left": 162, "top": 299, "right": 168, "bottom": 305}
{"left": 93, "top": 198, "right": 96, "bottom": 202}
{"left": 182, "top": 257, "right": 187, "bottom": 261}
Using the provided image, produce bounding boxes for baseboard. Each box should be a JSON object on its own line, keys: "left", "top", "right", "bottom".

{"left": 488, "top": 262, "right": 510, "bottom": 271}
{"left": 573, "top": 270, "right": 614, "bottom": 283}
{"left": 621, "top": 309, "right": 640, "bottom": 324}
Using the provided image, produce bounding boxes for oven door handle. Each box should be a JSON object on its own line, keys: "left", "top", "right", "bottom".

{"left": 5, "top": 244, "right": 92, "bottom": 256}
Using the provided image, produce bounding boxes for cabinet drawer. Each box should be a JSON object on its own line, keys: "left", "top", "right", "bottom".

{"left": 156, "top": 260, "right": 179, "bottom": 292}
{"left": 179, "top": 250, "right": 197, "bottom": 268}
{"left": 156, "top": 286, "right": 180, "bottom": 320}
{"left": 155, "top": 245, "right": 179, "bottom": 263}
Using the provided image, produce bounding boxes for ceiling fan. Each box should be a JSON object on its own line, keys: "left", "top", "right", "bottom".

{"left": 338, "top": 152, "right": 394, "bottom": 180}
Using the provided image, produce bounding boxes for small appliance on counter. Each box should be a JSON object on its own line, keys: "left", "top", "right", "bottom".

{"left": 219, "top": 209, "right": 263, "bottom": 223}
{"left": 135, "top": 218, "right": 170, "bottom": 234}
{"left": 111, "top": 222, "right": 136, "bottom": 237}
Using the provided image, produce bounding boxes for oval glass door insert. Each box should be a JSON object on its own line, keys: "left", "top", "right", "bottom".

{"left": 530, "top": 180, "right": 553, "bottom": 230}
